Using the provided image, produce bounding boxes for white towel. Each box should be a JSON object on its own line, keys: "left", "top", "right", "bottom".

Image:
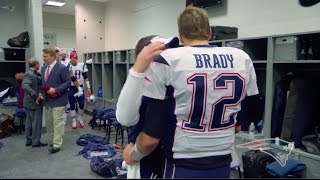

{"left": 230, "top": 146, "right": 241, "bottom": 168}
{"left": 122, "top": 161, "right": 141, "bottom": 179}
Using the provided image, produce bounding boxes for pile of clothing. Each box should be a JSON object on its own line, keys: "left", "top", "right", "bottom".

{"left": 78, "top": 142, "right": 116, "bottom": 159}
{"left": 76, "top": 133, "right": 109, "bottom": 146}
{"left": 76, "top": 133, "right": 127, "bottom": 178}
{"left": 90, "top": 157, "right": 127, "bottom": 178}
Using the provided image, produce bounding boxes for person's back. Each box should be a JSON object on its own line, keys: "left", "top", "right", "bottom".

{"left": 149, "top": 46, "right": 257, "bottom": 158}
{"left": 143, "top": 38, "right": 258, "bottom": 180}
{"left": 141, "top": 7, "right": 259, "bottom": 178}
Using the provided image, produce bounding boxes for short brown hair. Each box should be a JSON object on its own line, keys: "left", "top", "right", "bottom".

{"left": 28, "top": 58, "right": 39, "bottom": 68}
{"left": 178, "top": 7, "right": 210, "bottom": 40}
{"left": 135, "top": 35, "right": 158, "bottom": 58}
{"left": 43, "top": 48, "right": 56, "bottom": 59}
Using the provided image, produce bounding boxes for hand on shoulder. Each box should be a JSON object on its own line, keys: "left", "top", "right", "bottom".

{"left": 133, "top": 42, "right": 165, "bottom": 73}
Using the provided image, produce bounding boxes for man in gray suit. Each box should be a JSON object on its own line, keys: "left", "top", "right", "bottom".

{"left": 22, "top": 58, "right": 48, "bottom": 147}
{"left": 39, "top": 48, "right": 71, "bottom": 154}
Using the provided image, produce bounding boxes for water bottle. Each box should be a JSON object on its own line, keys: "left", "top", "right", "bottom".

{"left": 249, "top": 122, "right": 255, "bottom": 135}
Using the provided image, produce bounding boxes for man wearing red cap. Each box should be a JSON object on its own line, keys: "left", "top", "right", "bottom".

{"left": 68, "top": 50, "right": 92, "bottom": 129}
{"left": 55, "top": 47, "right": 84, "bottom": 132}
{"left": 55, "top": 48, "right": 82, "bottom": 93}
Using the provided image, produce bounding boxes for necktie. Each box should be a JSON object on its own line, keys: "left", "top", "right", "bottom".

{"left": 45, "top": 66, "right": 50, "bottom": 81}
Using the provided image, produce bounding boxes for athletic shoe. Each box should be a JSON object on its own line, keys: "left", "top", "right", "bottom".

{"left": 78, "top": 117, "right": 85, "bottom": 128}
{"left": 72, "top": 119, "right": 77, "bottom": 129}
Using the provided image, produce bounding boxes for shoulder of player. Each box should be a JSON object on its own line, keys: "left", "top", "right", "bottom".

{"left": 161, "top": 47, "right": 186, "bottom": 56}
{"left": 155, "top": 47, "right": 186, "bottom": 66}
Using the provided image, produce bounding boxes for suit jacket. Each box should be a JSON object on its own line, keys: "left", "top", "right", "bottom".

{"left": 41, "top": 62, "right": 71, "bottom": 107}
{"left": 22, "top": 69, "right": 42, "bottom": 109}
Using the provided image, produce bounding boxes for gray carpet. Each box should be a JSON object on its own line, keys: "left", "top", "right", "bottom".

{"left": 0, "top": 114, "right": 240, "bottom": 179}
{"left": 0, "top": 114, "right": 124, "bottom": 179}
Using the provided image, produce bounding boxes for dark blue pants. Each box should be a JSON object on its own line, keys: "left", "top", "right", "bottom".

{"left": 140, "top": 146, "right": 163, "bottom": 178}
{"left": 68, "top": 86, "right": 85, "bottom": 111}
{"left": 128, "top": 124, "right": 163, "bottom": 178}
{"left": 163, "top": 158, "right": 230, "bottom": 179}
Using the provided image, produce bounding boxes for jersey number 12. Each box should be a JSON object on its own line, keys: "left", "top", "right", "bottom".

{"left": 182, "top": 73, "right": 245, "bottom": 132}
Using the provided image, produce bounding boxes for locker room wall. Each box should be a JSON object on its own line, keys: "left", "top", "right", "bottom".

{"left": 100, "top": 0, "right": 320, "bottom": 50}
{"left": 104, "top": 0, "right": 185, "bottom": 50}
{"left": 43, "top": 12, "right": 76, "bottom": 49}
{"left": 75, "top": 0, "right": 106, "bottom": 60}
{"left": 0, "top": 0, "right": 27, "bottom": 48}
{"left": 207, "top": 0, "right": 320, "bottom": 38}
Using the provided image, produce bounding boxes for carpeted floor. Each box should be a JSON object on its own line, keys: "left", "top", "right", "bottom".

{"left": 0, "top": 114, "right": 124, "bottom": 179}
{"left": 0, "top": 113, "right": 241, "bottom": 179}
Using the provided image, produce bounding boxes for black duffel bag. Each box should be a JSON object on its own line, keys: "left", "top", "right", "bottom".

{"left": 7, "top": 31, "right": 30, "bottom": 48}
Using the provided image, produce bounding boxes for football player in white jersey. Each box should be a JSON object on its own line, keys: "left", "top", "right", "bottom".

{"left": 55, "top": 48, "right": 83, "bottom": 97}
{"left": 123, "top": 7, "right": 259, "bottom": 179}
{"left": 55, "top": 48, "right": 83, "bottom": 134}
{"left": 68, "top": 51, "right": 91, "bottom": 129}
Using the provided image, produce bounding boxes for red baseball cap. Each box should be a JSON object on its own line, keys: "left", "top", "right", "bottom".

{"left": 70, "top": 51, "right": 78, "bottom": 60}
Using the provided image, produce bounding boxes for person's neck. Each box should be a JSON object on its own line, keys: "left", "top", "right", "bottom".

{"left": 183, "top": 39, "right": 209, "bottom": 47}
{"left": 47, "top": 60, "right": 56, "bottom": 66}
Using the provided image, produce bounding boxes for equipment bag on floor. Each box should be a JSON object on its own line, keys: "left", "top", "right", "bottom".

{"left": 90, "top": 157, "right": 126, "bottom": 178}
{"left": 78, "top": 142, "right": 116, "bottom": 159}
{"left": 242, "top": 150, "right": 275, "bottom": 178}
{"left": 90, "top": 156, "right": 119, "bottom": 178}
{"left": 0, "top": 113, "right": 14, "bottom": 139}
{"left": 76, "top": 134, "right": 109, "bottom": 146}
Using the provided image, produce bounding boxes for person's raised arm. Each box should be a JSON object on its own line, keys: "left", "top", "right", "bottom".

{"left": 116, "top": 42, "right": 165, "bottom": 127}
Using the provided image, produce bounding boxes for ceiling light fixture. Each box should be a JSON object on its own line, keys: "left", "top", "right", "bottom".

{"left": 45, "top": 1, "right": 66, "bottom": 7}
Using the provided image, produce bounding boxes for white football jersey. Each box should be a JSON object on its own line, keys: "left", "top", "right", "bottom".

{"left": 143, "top": 45, "right": 259, "bottom": 159}
{"left": 70, "top": 62, "right": 88, "bottom": 85}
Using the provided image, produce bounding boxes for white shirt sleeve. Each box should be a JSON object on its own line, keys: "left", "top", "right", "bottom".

{"left": 246, "top": 60, "right": 259, "bottom": 96}
{"left": 116, "top": 68, "right": 145, "bottom": 127}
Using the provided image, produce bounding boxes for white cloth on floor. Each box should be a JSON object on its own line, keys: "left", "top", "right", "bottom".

{"left": 122, "top": 161, "right": 140, "bottom": 179}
